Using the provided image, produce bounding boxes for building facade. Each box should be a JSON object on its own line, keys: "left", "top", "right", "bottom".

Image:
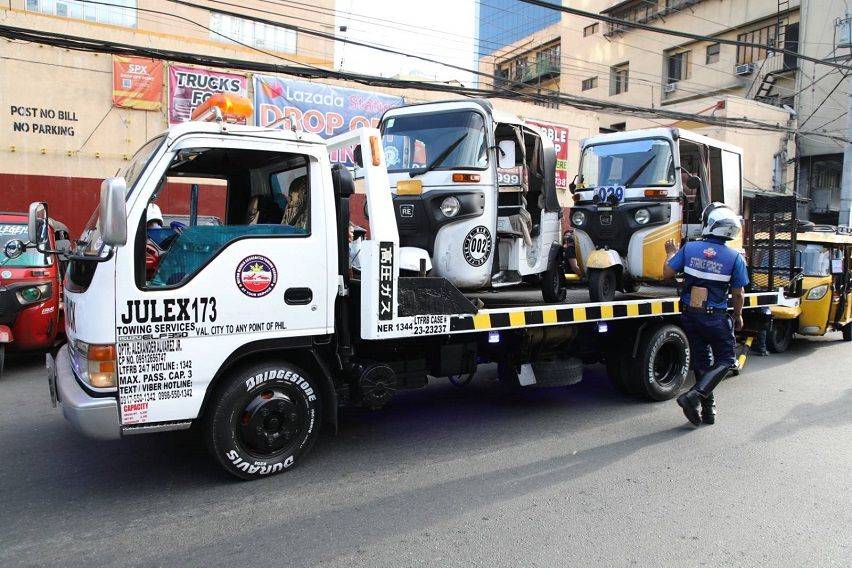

{"left": 0, "top": 0, "right": 600, "bottom": 234}
{"left": 480, "top": 0, "right": 849, "bottom": 221}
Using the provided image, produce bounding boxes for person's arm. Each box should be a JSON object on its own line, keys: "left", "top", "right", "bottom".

{"left": 663, "top": 239, "right": 681, "bottom": 280}
{"left": 731, "top": 287, "right": 745, "bottom": 331}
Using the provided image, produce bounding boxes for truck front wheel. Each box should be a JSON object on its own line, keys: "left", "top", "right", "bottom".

{"left": 205, "top": 361, "right": 322, "bottom": 480}
{"left": 627, "top": 324, "right": 690, "bottom": 401}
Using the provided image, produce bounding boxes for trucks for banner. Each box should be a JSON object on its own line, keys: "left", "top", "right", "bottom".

{"left": 19, "top": 96, "right": 788, "bottom": 479}
{"left": 379, "top": 100, "right": 568, "bottom": 301}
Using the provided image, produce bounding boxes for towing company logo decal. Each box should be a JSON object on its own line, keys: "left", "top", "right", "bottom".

{"left": 235, "top": 255, "right": 278, "bottom": 298}
{"left": 463, "top": 226, "right": 492, "bottom": 267}
{"left": 703, "top": 247, "right": 717, "bottom": 259}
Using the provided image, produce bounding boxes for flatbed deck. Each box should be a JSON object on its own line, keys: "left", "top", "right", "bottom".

{"left": 465, "top": 284, "right": 681, "bottom": 308}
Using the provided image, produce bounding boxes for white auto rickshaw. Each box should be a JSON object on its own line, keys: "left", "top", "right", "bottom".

{"left": 379, "top": 100, "right": 567, "bottom": 301}
{"left": 569, "top": 128, "right": 744, "bottom": 301}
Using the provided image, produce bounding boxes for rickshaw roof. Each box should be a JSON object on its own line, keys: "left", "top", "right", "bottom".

{"left": 797, "top": 230, "right": 852, "bottom": 246}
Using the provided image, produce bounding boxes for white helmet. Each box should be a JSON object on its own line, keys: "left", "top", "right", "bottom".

{"left": 147, "top": 203, "right": 163, "bottom": 226}
{"left": 701, "top": 202, "right": 741, "bottom": 240}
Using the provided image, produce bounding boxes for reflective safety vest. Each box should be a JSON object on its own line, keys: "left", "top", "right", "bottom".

{"left": 681, "top": 239, "right": 740, "bottom": 308}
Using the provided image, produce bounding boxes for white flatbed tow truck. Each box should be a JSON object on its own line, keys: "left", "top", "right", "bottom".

{"left": 20, "top": 97, "right": 788, "bottom": 479}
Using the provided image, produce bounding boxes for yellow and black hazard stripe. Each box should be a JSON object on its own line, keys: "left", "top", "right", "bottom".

{"left": 448, "top": 292, "right": 778, "bottom": 333}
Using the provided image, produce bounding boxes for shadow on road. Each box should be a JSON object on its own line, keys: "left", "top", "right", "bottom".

{"left": 754, "top": 388, "right": 852, "bottom": 442}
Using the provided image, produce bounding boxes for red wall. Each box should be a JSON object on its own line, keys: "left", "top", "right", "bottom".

{"left": 1, "top": 174, "right": 102, "bottom": 237}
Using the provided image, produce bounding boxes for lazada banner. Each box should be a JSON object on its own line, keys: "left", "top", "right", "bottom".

{"left": 253, "top": 75, "right": 403, "bottom": 163}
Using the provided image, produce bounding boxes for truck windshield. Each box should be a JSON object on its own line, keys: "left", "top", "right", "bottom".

{"left": 0, "top": 224, "right": 49, "bottom": 267}
{"left": 121, "top": 135, "right": 165, "bottom": 200}
{"left": 797, "top": 243, "right": 831, "bottom": 277}
{"left": 382, "top": 110, "right": 487, "bottom": 173}
{"left": 580, "top": 139, "right": 675, "bottom": 188}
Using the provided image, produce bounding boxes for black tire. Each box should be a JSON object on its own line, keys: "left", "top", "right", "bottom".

{"left": 588, "top": 269, "right": 617, "bottom": 303}
{"left": 448, "top": 371, "right": 475, "bottom": 387}
{"left": 541, "top": 256, "right": 567, "bottom": 303}
{"left": 767, "top": 319, "right": 793, "bottom": 353}
{"left": 843, "top": 323, "right": 852, "bottom": 342}
{"left": 626, "top": 324, "right": 690, "bottom": 401}
{"left": 605, "top": 349, "right": 635, "bottom": 396}
{"left": 205, "top": 361, "right": 322, "bottom": 480}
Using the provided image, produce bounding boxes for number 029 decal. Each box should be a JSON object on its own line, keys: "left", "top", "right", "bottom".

{"left": 463, "top": 225, "right": 492, "bottom": 267}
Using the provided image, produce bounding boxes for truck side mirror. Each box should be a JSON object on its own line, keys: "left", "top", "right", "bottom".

{"left": 497, "top": 140, "right": 515, "bottom": 170}
{"left": 99, "top": 177, "right": 128, "bottom": 247}
{"left": 28, "top": 201, "right": 49, "bottom": 248}
{"left": 686, "top": 175, "right": 701, "bottom": 191}
{"left": 332, "top": 164, "right": 355, "bottom": 197}
{"left": 353, "top": 145, "right": 364, "bottom": 168}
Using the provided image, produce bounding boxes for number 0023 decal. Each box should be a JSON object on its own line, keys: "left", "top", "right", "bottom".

{"left": 463, "top": 226, "right": 492, "bottom": 267}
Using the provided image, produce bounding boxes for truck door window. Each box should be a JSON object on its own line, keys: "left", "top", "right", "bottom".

{"left": 139, "top": 148, "right": 310, "bottom": 289}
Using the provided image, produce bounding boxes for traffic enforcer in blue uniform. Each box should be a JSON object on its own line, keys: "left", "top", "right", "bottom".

{"left": 664, "top": 203, "right": 748, "bottom": 426}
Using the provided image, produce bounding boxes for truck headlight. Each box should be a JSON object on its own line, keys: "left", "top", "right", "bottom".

{"left": 72, "top": 340, "right": 117, "bottom": 389}
{"left": 634, "top": 208, "right": 651, "bottom": 225}
{"left": 440, "top": 196, "right": 461, "bottom": 218}
{"left": 806, "top": 284, "right": 829, "bottom": 301}
{"left": 17, "top": 283, "right": 51, "bottom": 305}
{"left": 571, "top": 210, "right": 586, "bottom": 227}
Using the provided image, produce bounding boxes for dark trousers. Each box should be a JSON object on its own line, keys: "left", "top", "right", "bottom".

{"left": 679, "top": 311, "right": 736, "bottom": 377}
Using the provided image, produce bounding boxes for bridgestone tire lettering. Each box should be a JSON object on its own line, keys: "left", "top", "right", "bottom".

{"left": 205, "top": 361, "right": 322, "bottom": 480}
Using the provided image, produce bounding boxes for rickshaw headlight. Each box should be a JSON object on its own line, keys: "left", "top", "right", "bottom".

{"left": 17, "top": 283, "right": 51, "bottom": 305}
{"left": 806, "top": 284, "right": 829, "bottom": 301}
{"left": 634, "top": 208, "right": 651, "bottom": 225}
{"left": 439, "top": 196, "right": 461, "bottom": 218}
{"left": 571, "top": 210, "right": 586, "bottom": 227}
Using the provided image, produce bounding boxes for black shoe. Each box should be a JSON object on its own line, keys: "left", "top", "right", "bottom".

{"left": 701, "top": 394, "right": 716, "bottom": 425}
{"left": 677, "top": 391, "right": 702, "bottom": 426}
{"left": 752, "top": 349, "right": 769, "bottom": 357}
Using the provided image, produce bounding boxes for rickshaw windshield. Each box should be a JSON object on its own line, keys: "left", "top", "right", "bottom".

{"left": 0, "top": 224, "right": 50, "bottom": 267}
{"left": 580, "top": 138, "right": 675, "bottom": 188}
{"left": 381, "top": 110, "right": 488, "bottom": 173}
{"left": 797, "top": 243, "right": 831, "bottom": 277}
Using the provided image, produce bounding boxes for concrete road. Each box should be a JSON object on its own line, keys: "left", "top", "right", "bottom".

{"left": 0, "top": 337, "right": 849, "bottom": 568}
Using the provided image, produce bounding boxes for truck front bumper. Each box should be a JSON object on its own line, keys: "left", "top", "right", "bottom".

{"left": 48, "top": 344, "right": 121, "bottom": 441}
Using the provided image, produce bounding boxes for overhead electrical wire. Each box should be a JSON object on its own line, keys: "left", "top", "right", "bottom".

{"left": 2, "top": 6, "right": 846, "bottom": 142}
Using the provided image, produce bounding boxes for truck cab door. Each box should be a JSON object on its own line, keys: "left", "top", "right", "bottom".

{"left": 113, "top": 138, "right": 331, "bottom": 428}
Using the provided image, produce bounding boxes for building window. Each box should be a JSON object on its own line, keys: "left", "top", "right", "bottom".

{"left": 584, "top": 23, "right": 599, "bottom": 36}
{"left": 606, "top": 1, "right": 659, "bottom": 34}
{"left": 705, "top": 43, "right": 720, "bottom": 64}
{"left": 582, "top": 77, "right": 598, "bottom": 91}
{"left": 210, "top": 12, "right": 297, "bottom": 54}
{"left": 737, "top": 23, "right": 780, "bottom": 65}
{"left": 26, "top": 0, "right": 137, "bottom": 27}
{"left": 610, "top": 63, "right": 629, "bottom": 95}
{"left": 666, "top": 51, "right": 689, "bottom": 83}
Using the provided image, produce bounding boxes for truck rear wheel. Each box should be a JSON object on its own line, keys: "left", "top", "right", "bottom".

{"left": 588, "top": 269, "right": 617, "bottom": 302}
{"left": 627, "top": 324, "right": 690, "bottom": 401}
{"left": 842, "top": 323, "right": 852, "bottom": 342}
{"left": 767, "top": 319, "right": 793, "bottom": 353}
{"left": 205, "top": 361, "right": 322, "bottom": 480}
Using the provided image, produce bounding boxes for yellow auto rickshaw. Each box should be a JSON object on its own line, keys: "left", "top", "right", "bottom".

{"left": 767, "top": 225, "right": 852, "bottom": 352}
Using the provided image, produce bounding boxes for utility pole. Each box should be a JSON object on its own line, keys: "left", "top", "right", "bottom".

{"left": 838, "top": 16, "right": 852, "bottom": 226}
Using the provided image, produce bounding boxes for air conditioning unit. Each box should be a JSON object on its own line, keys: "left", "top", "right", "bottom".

{"left": 735, "top": 63, "right": 754, "bottom": 76}
{"left": 664, "top": 82, "right": 678, "bottom": 93}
